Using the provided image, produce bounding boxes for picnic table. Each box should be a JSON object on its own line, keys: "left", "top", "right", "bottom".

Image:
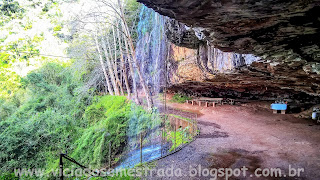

{"left": 186, "top": 97, "right": 234, "bottom": 107}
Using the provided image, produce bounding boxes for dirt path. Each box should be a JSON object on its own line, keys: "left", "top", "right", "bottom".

{"left": 147, "top": 101, "right": 320, "bottom": 180}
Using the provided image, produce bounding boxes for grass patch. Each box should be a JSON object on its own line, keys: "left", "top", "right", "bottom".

{"left": 170, "top": 93, "right": 192, "bottom": 103}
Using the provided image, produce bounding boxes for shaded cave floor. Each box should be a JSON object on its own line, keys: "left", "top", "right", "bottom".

{"left": 147, "top": 101, "right": 320, "bottom": 179}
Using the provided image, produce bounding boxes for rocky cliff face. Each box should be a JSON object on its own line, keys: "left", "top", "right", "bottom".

{"left": 138, "top": 0, "right": 320, "bottom": 62}
{"left": 135, "top": 2, "right": 320, "bottom": 109}
{"left": 167, "top": 41, "right": 320, "bottom": 109}
{"left": 135, "top": 1, "right": 320, "bottom": 101}
{"left": 165, "top": 19, "right": 320, "bottom": 99}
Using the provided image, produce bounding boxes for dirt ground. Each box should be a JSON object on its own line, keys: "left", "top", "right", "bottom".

{"left": 147, "top": 100, "right": 320, "bottom": 180}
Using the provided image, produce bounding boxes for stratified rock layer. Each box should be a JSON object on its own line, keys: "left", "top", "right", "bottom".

{"left": 167, "top": 43, "right": 320, "bottom": 109}
{"left": 164, "top": 19, "right": 320, "bottom": 97}
{"left": 138, "top": 0, "right": 320, "bottom": 62}
{"left": 137, "top": 1, "right": 320, "bottom": 100}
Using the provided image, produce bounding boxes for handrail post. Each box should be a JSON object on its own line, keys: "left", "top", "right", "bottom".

{"left": 59, "top": 154, "right": 63, "bottom": 180}
{"left": 195, "top": 113, "right": 198, "bottom": 136}
{"left": 161, "top": 120, "right": 163, "bottom": 157}
{"left": 140, "top": 133, "right": 143, "bottom": 164}
{"left": 109, "top": 142, "right": 111, "bottom": 169}
{"left": 174, "top": 118, "right": 176, "bottom": 151}
{"left": 182, "top": 126, "right": 184, "bottom": 145}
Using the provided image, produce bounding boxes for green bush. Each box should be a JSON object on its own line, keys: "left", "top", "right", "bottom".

{"left": 171, "top": 93, "right": 192, "bottom": 103}
{"left": 0, "top": 173, "right": 19, "bottom": 180}
{"left": 0, "top": 61, "right": 158, "bottom": 178}
{"left": 0, "top": 69, "right": 21, "bottom": 98}
{"left": 72, "top": 96, "right": 132, "bottom": 168}
{"left": 0, "top": 0, "right": 24, "bottom": 17}
{"left": 0, "top": 63, "right": 86, "bottom": 174}
{"left": 72, "top": 96, "right": 159, "bottom": 169}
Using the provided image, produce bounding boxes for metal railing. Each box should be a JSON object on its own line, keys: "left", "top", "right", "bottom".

{"left": 116, "top": 106, "right": 199, "bottom": 169}
{"left": 59, "top": 154, "right": 88, "bottom": 180}
{"left": 58, "top": 107, "right": 199, "bottom": 179}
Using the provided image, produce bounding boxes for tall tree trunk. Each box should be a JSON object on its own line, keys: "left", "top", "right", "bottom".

{"left": 119, "top": 0, "right": 153, "bottom": 109}
{"left": 112, "top": 25, "right": 125, "bottom": 96}
{"left": 117, "top": 21, "right": 131, "bottom": 99}
{"left": 101, "top": 36, "right": 120, "bottom": 96}
{"left": 94, "top": 34, "right": 114, "bottom": 95}
{"left": 124, "top": 30, "right": 140, "bottom": 104}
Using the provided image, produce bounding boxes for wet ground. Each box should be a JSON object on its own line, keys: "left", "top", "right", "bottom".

{"left": 146, "top": 101, "right": 320, "bottom": 179}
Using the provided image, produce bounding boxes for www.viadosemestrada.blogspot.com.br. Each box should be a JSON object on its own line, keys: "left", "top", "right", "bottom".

{"left": 14, "top": 164, "right": 305, "bottom": 179}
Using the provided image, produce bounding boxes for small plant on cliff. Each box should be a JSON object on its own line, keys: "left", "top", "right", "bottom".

{"left": 171, "top": 93, "right": 192, "bottom": 103}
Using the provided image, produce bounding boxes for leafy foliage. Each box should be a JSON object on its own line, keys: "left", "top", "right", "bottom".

{"left": 1, "top": 36, "right": 41, "bottom": 65}
{"left": 171, "top": 93, "right": 192, "bottom": 103}
{"left": 53, "top": 25, "right": 62, "bottom": 32}
{"left": 0, "top": 1, "right": 160, "bottom": 179}
{"left": 0, "top": 0, "right": 24, "bottom": 17}
{"left": 0, "top": 62, "right": 157, "bottom": 179}
{"left": 72, "top": 95, "right": 158, "bottom": 169}
{"left": 0, "top": 69, "right": 22, "bottom": 99}
{"left": 71, "top": 96, "right": 130, "bottom": 168}
{"left": 0, "top": 173, "right": 19, "bottom": 180}
{"left": 0, "top": 0, "right": 25, "bottom": 26}
{"left": 124, "top": 0, "right": 142, "bottom": 44}
{"left": 0, "top": 63, "right": 86, "bottom": 173}
{"left": 168, "top": 127, "right": 192, "bottom": 152}
{"left": 0, "top": 52, "right": 12, "bottom": 68}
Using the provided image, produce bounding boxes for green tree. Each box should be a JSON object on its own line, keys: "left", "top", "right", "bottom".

{"left": 0, "top": 0, "right": 24, "bottom": 17}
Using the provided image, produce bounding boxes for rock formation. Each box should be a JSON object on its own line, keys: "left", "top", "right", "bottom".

{"left": 138, "top": 0, "right": 320, "bottom": 62}
{"left": 136, "top": 1, "right": 320, "bottom": 109}
{"left": 165, "top": 19, "right": 319, "bottom": 97}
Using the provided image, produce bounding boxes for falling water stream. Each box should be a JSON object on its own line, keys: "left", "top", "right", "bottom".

{"left": 117, "top": 5, "right": 260, "bottom": 169}
{"left": 117, "top": 6, "right": 166, "bottom": 169}
{"left": 136, "top": 6, "right": 167, "bottom": 95}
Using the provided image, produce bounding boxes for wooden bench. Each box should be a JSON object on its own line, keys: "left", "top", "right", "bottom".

{"left": 198, "top": 100, "right": 217, "bottom": 107}
{"left": 187, "top": 98, "right": 223, "bottom": 107}
{"left": 198, "top": 97, "right": 223, "bottom": 104}
{"left": 186, "top": 99, "right": 201, "bottom": 106}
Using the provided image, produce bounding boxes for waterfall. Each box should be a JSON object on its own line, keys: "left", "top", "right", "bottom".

{"left": 119, "top": 5, "right": 260, "bottom": 169}
{"left": 136, "top": 5, "right": 167, "bottom": 95}
{"left": 118, "top": 5, "right": 167, "bottom": 169}
{"left": 127, "top": 5, "right": 166, "bottom": 140}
